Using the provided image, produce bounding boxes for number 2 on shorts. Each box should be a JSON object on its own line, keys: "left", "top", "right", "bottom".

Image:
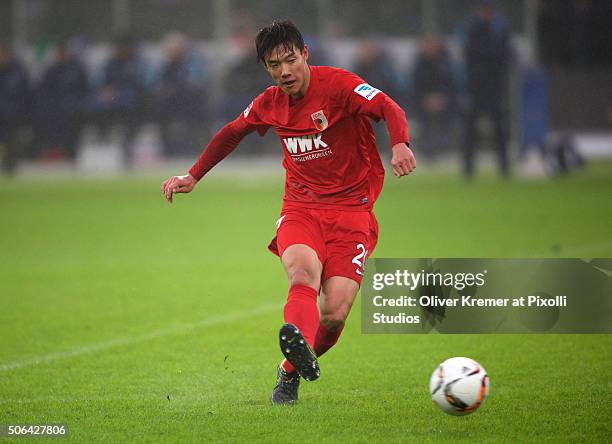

{"left": 352, "top": 243, "right": 368, "bottom": 276}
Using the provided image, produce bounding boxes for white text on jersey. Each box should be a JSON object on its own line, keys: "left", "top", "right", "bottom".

{"left": 283, "top": 133, "right": 329, "bottom": 154}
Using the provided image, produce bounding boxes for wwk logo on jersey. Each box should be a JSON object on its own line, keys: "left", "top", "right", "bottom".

{"left": 311, "top": 110, "right": 329, "bottom": 131}
{"left": 354, "top": 83, "right": 380, "bottom": 101}
{"left": 283, "top": 133, "right": 329, "bottom": 154}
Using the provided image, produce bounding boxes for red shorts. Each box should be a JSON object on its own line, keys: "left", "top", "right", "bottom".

{"left": 268, "top": 206, "right": 379, "bottom": 285}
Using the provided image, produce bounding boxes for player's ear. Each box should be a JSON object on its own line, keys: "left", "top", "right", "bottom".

{"left": 302, "top": 44, "right": 309, "bottom": 62}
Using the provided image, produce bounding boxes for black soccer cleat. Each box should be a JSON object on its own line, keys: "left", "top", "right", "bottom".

{"left": 271, "top": 366, "right": 300, "bottom": 405}
{"left": 279, "top": 323, "right": 320, "bottom": 381}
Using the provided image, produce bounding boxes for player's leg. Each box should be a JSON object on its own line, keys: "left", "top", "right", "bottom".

{"left": 272, "top": 244, "right": 322, "bottom": 404}
{"left": 281, "top": 243, "right": 322, "bottom": 352}
{"left": 312, "top": 209, "right": 377, "bottom": 357}
{"left": 278, "top": 244, "right": 322, "bottom": 377}
{"left": 271, "top": 209, "right": 327, "bottom": 405}
{"left": 281, "top": 243, "right": 322, "bottom": 290}
{"left": 315, "top": 276, "right": 359, "bottom": 357}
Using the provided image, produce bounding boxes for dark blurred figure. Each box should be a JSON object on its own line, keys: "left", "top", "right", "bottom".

{"left": 221, "top": 52, "right": 270, "bottom": 122}
{"left": 538, "top": 0, "right": 612, "bottom": 69}
{"left": 151, "top": 33, "right": 206, "bottom": 158}
{"left": 0, "top": 41, "right": 29, "bottom": 175}
{"left": 220, "top": 51, "right": 271, "bottom": 153}
{"left": 89, "top": 35, "right": 145, "bottom": 167}
{"left": 353, "top": 40, "right": 400, "bottom": 152}
{"left": 353, "top": 40, "right": 399, "bottom": 102}
{"left": 412, "top": 36, "right": 456, "bottom": 160}
{"left": 461, "top": 0, "right": 511, "bottom": 179}
{"left": 303, "top": 36, "right": 329, "bottom": 67}
{"left": 33, "top": 42, "right": 87, "bottom": 163}
{"left": 608, "top": 94, "right": 612, "bottom": 128}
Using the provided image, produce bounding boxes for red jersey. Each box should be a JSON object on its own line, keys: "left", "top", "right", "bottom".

{"left": 189, "top": 65, "right": 409, "bottom": 210}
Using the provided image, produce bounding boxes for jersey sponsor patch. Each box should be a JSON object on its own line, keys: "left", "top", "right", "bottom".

{"left": 243, "top": 101, "right": 254, "bottom": 118}
{"left": 353, "top": 83, "right": 381, "bottom": 101}
{"left": 311, "top": 110, "right": 329, "bottom": 131}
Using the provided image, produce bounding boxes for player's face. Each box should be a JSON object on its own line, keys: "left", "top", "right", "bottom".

{"left": 264, "top": 45, "right": 310, "bottom": 99}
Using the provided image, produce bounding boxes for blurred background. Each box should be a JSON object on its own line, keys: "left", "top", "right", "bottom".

{"left": 1, "top": 0, "right": 611, "bottom": 179}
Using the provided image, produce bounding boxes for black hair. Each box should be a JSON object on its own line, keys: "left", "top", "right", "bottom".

{"left": 255, "top": 20, "right": 304, "bottom": 64}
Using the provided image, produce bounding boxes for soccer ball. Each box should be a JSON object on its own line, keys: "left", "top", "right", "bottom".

{"left": 429, "top": 357, "right": 489, "bottom": 416}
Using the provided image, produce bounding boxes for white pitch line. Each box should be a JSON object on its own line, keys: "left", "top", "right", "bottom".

{"left": 0, "top": 303, "right": 281, "bottom": 373}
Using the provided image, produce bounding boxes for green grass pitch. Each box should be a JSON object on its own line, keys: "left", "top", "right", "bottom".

{"left": 1, "top": 164, "right": 611, "bottom": 442}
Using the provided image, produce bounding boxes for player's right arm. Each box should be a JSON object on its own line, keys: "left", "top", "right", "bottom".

{"left": 161, "top": 96, "right": 270, "bottom": 203}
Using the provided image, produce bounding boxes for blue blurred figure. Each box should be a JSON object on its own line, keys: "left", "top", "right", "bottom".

{"left": 411, "top": 36, "right": 456, "bottom": 160}
{"left": 0, "top": 41, "right": 29, "bottom": 175}
{"left": 33, "top": 41, "right": 88, "bottom": 163}
{"left": 461, "top": 0, "right": 511, "bottom": 178}
{"left": 520, "top": 64, "right": 548, "bottom": 159}
{"left": 89, "top": 35, "right": 145, "bottom": 167}
{"left": 151, "top": 33, "right": 207, "bottom": 158}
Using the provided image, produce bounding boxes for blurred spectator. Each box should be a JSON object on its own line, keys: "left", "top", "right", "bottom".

{"left": 151, "top": 32, "right": 206, "bottom": 158}
{"left": 303, "top": 36, "right": 329, "bottom": 67}
{"left": 221, "top": 51, "right": 271, "bottom": 154}
{"left": 520, "top": 65, "right": 548, "bottom": 159}
{"left": 538, "top": 0, "right": 612, "bottom": 69}
{"left": 32, "top": 41, "right": 87, "bottom": 163}
{"left": 221, "top": 52, "right": 270, "bottom": 122}
{"left": 411, "top": 36, "right": 456, "bottom": 160}
{"left": 0, "top": 41, "right": 29, "bottom": 175}
{"left": 352, "top": 40, "right": 400, "bottom": 152}
{"left": 608, "top": 94, "right": 612, "bottom": 127}
{"left": 89, "top": 35, "right": 145, "bottom": 167}
{"left": 519, "top": 65, "right": 586, "bottom": 177}
{"left": 353, "top": 40, "right": 399, "bottom": 101}
{"left": 517, "top": 64, "right": 549, "bottom": 178}
{"left": 228, "top": 9, "right": 256, "bottom": 52}
{"left": 461, "top": 0, "right": 511, "bottom": 179}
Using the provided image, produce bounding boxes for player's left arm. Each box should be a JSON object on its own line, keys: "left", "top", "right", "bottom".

{"left": 335, "top": 71, "right": 416, "bottom": 177}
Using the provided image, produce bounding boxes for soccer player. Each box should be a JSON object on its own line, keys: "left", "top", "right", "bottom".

{"left": 161, "top": 21, "right": 415, "bottom": 404}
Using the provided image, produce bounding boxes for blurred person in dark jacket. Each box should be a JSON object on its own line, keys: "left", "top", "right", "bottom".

{"left": 222, "top": 52, "right": 271, "bottom": 123}
{"left": 353, "top": 40, "right": 399, "bottom": 104}
{"left": 412, "top": 36, "right": 456, "bottom": 160}
{"left": 220, "top": 52, "right": 271, "bottom": 154}
{"left": 89, "top": 35, "right": 145, "bottom": 167}
{"left": 33, "top": 41, "right": 87, "bottom": 163}
{"left": 461, "top": 0, "right": 511, "bottom": 178}
{"left": 0, "top": 41, "right": 29, "bottom": 175}
{"left": 353, "top": 40, "right": 400, "bottom": 151}
{"left": 151, "top": 32, "right": 206, "bottom": 158}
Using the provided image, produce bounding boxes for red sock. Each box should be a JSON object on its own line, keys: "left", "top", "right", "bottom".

{"left": 313, "top": 323, "right": 344, "bottom": 357}
{"left": 281, "top": 284, "right": 319, "bottom": 374}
